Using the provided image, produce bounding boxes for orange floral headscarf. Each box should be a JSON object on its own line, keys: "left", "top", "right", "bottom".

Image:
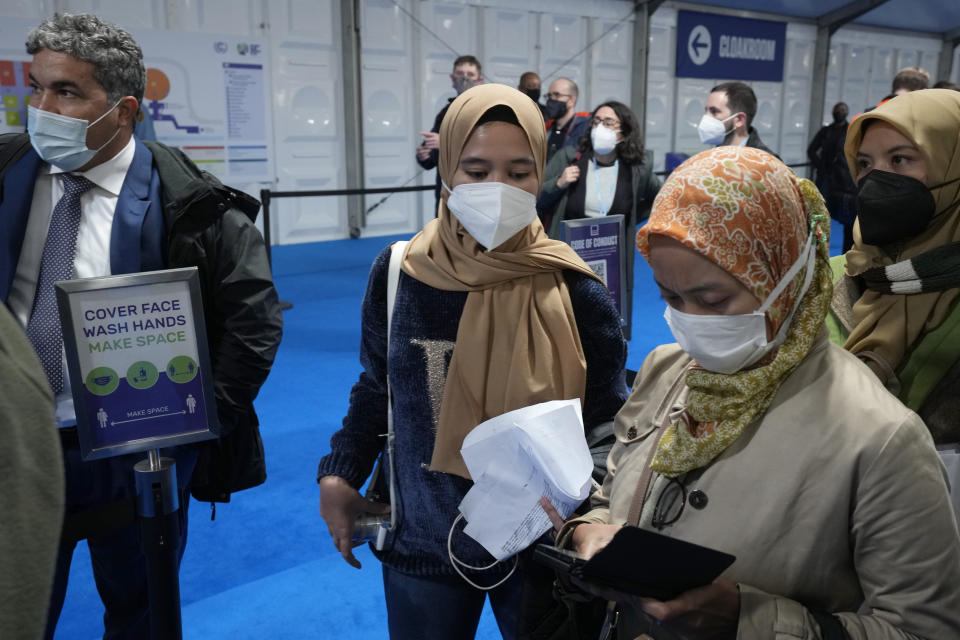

{"left": 636, "top": 146, "right": 814, "bottom": 333}
{"left": 635, "top": 146, "right": 833, "bottom": 477}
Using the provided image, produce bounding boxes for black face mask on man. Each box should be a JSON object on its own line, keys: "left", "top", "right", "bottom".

{"left": 523, "top": 87, "right": 541, "bottom": 103}
{"left": 544, "top": 99, "right": 566, "bottom": 121}
{"left": 856, "top": 170, "right": 960, "bottom": 245}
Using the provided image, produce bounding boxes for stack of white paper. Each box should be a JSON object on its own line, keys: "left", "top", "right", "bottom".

{"left": 457, "top": 399, "right": 593, "bottom": 560}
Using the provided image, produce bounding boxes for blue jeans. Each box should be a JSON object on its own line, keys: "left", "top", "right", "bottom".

{"left": 45, "top": 428, "right": 197, "bottom": 640}
{"left": 382, "top": 554, "right": 556, "bottom": 640}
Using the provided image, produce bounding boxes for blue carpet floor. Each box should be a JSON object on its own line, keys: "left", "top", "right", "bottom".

{"left": 55, "top": 222, "right": 843, "bottom": 639}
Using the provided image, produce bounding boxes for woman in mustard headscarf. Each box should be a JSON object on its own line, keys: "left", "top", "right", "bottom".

{"left": 317, "top": 84, "right": 628, "bottom": 639}
{"left": 828, "top": 88, "right": 960, "bottom": 445}
{"left": 546, "top": 146, "right": 960, "bottom": 639}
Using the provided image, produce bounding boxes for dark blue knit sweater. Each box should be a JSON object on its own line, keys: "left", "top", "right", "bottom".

{"left": 317, "top": 244, "right": 628, "bottom": 576}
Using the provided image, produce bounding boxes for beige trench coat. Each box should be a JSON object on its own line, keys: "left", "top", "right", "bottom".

{"left": 566, "top": 332, "right": 960, "bottom": 639}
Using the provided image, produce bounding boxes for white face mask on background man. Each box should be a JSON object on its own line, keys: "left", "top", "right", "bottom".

{"left": 663, "top": 231, "right": 816, "bottom": 374}
{"left": 696, "top": 113, "right": 737, "bottom": 146}
{"left": 27, "top": 101, "right": 122, "bottom": 172}
{"left": 591, "top": 124, "right": 619, "bottom": 155}
{"left": 443, "top": 181, "right": 538, "bottom": 251}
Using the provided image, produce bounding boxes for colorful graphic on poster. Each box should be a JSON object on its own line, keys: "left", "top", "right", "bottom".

{"left": 0, "top": 20, "right": 272, "bottom": 189}
{"left": 0, "top": 60, "right": 31, "bottom": 132}
{"left": 133, "top": 31, "right": 272, "bottom": 183}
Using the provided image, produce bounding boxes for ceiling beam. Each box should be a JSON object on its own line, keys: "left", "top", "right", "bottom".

{"left": 808, "top": 0, "right": 891, "bottom": 148}
{"left": 817, "top": 0, "right": 890, "bottom": 34}
{"left": 631, "top": 0, "right": 666, "bottom": 143}
{"left": 944, "top": 25, "right": 960, "bottom": 44}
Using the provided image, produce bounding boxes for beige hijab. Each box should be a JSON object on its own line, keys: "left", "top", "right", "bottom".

{"left": 842, "top": 89, "right": 960, "bottom": 377}
{"left": 401, "top": 84, "right": 601, "bottom": 479}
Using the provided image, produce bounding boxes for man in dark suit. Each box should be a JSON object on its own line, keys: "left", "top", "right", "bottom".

{"left": 0, "top": 13, "right": 283, "bottom": 638}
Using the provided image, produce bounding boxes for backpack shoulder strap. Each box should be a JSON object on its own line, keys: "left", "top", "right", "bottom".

{"left": 383, "top": 239, "right": 407, "bottom": 536}
{"left": 387, "top": 241, "right": 407, "bottom": 340}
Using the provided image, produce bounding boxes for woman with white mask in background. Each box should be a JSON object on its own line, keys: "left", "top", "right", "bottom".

{"left": 317, "top": 84, "right": 628, "bottom": 640}
{"left": 545, "top": 146, "right": 960, "bottom": 640}
{"left": 539, "top": 101, "right": 660, "bottom": 339}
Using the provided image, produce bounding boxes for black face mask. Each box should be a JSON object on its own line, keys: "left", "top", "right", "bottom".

{"left": 523, "top": 87, "right": 541, "bottom": 103}
{"left": 856, "top": 170, "right": 960, "bottom": 245}
{"left": 544, "top": 99, "right": 566, "bottom": 121}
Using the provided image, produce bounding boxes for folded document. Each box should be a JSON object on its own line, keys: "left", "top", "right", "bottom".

{"left": 458, "top": 399, "right": 593, "bottom": 560}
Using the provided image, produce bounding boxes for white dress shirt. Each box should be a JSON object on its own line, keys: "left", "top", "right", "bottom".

{"left": 8, "top": 136, "right": 137, "bottom": 426}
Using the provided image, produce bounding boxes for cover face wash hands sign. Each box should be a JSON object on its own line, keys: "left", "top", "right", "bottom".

{"left": 60, "top": 274, "right": 213, "bottom": 457}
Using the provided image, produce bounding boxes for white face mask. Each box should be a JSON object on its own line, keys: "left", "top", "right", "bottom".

{"left": 443, "top": 181, "right": 538, "bottom": 251}
{"left": 591, "top": 124, "right": 619, "bottom": 155}
{"left": 663, "top": 231, "right": 816, "bottom": 374}
{"left": 27, "top": 101, "right": 121, "bottom": 171}
{"left": 696, "top": 113, "right": 737, "bottom": 146}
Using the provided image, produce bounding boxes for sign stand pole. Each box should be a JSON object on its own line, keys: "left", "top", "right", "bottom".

{"left": 134, "top": 449, "right": 183, "bottom": 640}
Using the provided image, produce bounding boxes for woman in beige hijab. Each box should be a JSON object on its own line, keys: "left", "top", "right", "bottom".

{"left": 828, "top": 89, "right": 960, "bottom": 444}
{"left": 317, "top": 84, "right": 628, "bottom": 639}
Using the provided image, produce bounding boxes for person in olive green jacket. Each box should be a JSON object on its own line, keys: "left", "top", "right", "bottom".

{"left": 0, "top": 304, "right": 64, "bottom": 640}
{"left": 538, "top": 101, "right": 660, "bottom": 339}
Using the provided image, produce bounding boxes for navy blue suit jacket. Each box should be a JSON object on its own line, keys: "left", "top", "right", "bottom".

{"left": 0, "top": 137, "right": 167, "bottom": 305}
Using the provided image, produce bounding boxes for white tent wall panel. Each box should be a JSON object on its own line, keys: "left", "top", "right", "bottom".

{"left": 646, "top": 18, "right": 676, "bottom": 173}
{"left": 0, "top": 0, "right": 55, "bottom": 18}
{"left": 537, "top": 13, "right": 589, "bottom": 105}
{"left": 825, "top": 27, "right": 943, "bottom": 125}
{"left": 777, "top": 24, "right": 816, "bottom": 167}
{"left": 61, "top": 0, "right": 164, "bottom": 30}
{"left": 587, "top": 18, "right": 634, "bottom": 112}
{"left": 481, "top": 7, "right": 539, "bottom": 88}
{"left": 360, "top": 0, "right": 421, "bottom": 237}
{"left": 269, "top": 0, "right": 348, "bottom": 244}
{"left": 413, "top": 1, "right": 477, "bottom": 224}
{"left": 954, "top": 47, "right": 960, "bottom": 85}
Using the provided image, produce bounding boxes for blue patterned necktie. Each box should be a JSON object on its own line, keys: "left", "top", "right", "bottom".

{"left": 26, "top": 173, "right": 95, "bottom": 393}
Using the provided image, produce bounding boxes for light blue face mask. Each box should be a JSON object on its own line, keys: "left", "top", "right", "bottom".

{"left": 27, "top": 100, "right": 121, "bottom": 171}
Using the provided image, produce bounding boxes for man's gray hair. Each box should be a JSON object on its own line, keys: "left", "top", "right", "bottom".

{"left": 26, "top": 13, "right": 145, "bottom": 105}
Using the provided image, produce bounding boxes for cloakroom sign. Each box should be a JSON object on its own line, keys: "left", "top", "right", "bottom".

{"left": 676, "top": 10, "right": 787, "bottom": 82}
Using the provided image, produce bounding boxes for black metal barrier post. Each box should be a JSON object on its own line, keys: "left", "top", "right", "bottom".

{"left": 135, "top": 450, "right": 183, "bottom": 640}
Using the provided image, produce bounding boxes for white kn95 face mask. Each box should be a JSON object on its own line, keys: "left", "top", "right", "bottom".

{"left": 443, "top": 181, "right": 538, "bottom": 250}
{"left": 663, "top": 231, "right": 816, "bottom": 374}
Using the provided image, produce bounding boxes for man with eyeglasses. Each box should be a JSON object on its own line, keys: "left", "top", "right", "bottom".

{"left": 543, "top": 77, "right": 591, "bottom": 162}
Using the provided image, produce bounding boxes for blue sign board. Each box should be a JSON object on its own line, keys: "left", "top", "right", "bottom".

{"left": 57, "top": 268, "right": 219, "bottom": 460}
{"left": 676, "top": 10, "right": 786, "bottom": 82}
{"left": 562, "top": 215, "right": 627, "bottom": 331}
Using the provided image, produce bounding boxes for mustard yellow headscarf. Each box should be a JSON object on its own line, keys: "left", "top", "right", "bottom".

{"left": 400, "top": 84, "right": 601, "bottom": 479}
{"left": 636, "top": 147, "right": 833, "bottom": 477}
{"left": 842, "top": 89, "right": 960, "bottom": 379}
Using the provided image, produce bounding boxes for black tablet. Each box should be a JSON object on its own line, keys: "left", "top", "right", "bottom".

{"left": 534, "top": 526, "right": 736, "bottom": 601}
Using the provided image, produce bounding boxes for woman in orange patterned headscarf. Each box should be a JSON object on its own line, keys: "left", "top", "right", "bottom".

{"left": 547, "top": 146, "right": 960, "bottom": 640}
